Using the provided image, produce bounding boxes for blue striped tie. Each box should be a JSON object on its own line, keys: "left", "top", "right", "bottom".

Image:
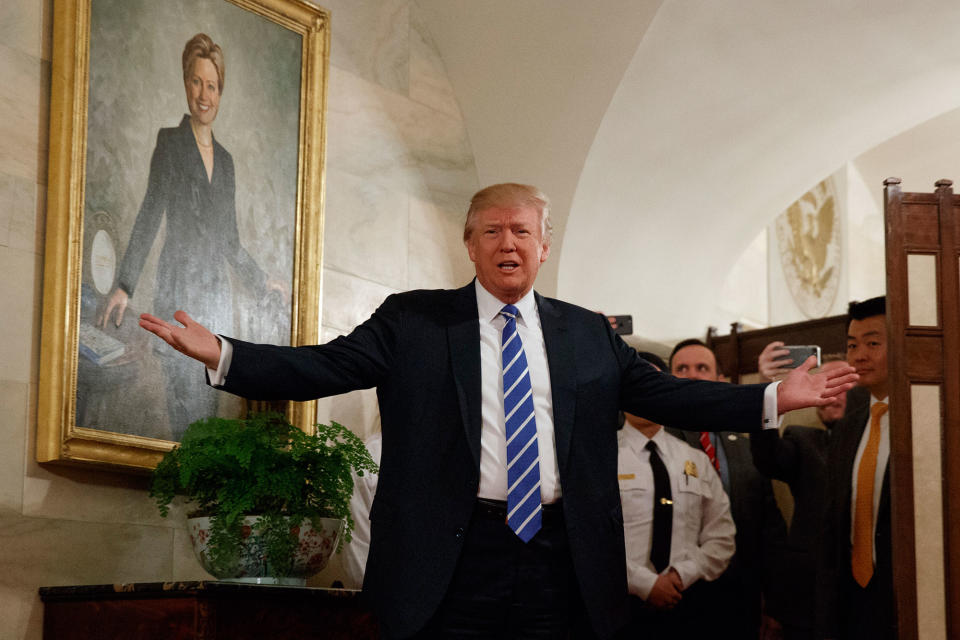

{"left": 499, "top": 304, "right": 542, "bottom": 543}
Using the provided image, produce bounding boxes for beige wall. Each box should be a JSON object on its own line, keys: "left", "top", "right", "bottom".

{"left": 0, "top": 0, "right": 476, "bottom": 637}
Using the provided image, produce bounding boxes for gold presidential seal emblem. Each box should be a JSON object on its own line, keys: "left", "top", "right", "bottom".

{"left": 775, "top": 178, "right": 841, "bottom": 318}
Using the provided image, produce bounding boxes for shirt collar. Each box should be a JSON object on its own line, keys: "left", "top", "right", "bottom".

{"left": 621, "top": 424, "right": 665, "bottom": 457}
{"left": 474, "top": 279, "right": 538, "bottom": 327}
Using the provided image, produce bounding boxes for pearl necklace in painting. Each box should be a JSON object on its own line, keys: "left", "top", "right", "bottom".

{"left": 190, "top": 118, "right": 213, "bottom": 148}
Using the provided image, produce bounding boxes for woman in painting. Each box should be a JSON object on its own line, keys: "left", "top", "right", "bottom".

{"left": 97, "top": 33, "right": 276, "bottom": 437}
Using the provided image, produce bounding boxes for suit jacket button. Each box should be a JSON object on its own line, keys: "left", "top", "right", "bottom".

{"left": 455, "top": 527, "right": 465, "bottom": 539}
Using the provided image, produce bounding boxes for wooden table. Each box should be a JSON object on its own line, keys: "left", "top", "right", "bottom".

{"left": 40, "top": 581, "right": 379, "bottom": 639}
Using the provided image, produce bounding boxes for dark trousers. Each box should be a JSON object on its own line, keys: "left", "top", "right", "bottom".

{"left": 619, "top": 580, "right": 711, "bottom": 640}
{"left": 680, "top": 571, "right": 761, "bottom": 640}
{"left": 782, "top": 625, "right": 814, "bottom": 640}
{"left": 413, "top": 500, "right": 591, "bottom": 639}
{"left": 841, "top": 575, "right": 896, "bottom": 640}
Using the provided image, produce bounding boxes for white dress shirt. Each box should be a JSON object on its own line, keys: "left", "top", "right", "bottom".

{"left": 618, "top": 426, "right": 736, "bottom": 600}
{"left": 849, "top": 395, "right": 890, "bottom": 561}
{"left": 474, "top": 281, "right": 561, "bottom": 503}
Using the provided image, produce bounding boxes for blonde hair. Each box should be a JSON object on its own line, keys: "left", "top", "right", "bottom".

{"left": 182, "top": 33, "right": 225, "bottom": 93}
{"left": 463, "top": 183, "right": 553, "bottom": 246}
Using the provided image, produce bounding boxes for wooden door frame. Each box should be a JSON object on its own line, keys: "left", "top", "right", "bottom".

{"left": 884, "top": 177, "right": 960, "bottom": 639}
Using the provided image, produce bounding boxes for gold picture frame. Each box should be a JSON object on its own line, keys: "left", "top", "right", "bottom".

{"left": 38, "top": 0, "right": 329, "bottom": 471}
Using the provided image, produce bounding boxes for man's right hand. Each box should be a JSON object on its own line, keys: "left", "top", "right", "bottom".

{"left": 646, "top": 569, "right": 683, "bottom": 609}
{"left": 139, "top": 310, "right": 221, "bottom": 370}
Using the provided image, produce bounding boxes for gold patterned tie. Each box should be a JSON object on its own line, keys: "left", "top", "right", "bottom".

{"left": 852, "top": 401, "right": 889, "bottom": 587}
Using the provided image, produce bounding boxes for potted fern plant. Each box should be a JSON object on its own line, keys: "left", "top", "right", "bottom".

{"left": 150, "top": 412, "right": 378, "bottom": 585}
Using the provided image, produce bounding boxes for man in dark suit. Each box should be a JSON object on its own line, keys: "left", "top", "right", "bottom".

{"left": 666, "top": 339, "right": 788, "bottom": 640}
{"left": 749, "top": 350, "right": 870, "bottom": 640}
{"left": 139, "top": 183, "right": 856, "bottom": 639}
{"left": 816, "top": 296, "right": 895, "bottom": 640}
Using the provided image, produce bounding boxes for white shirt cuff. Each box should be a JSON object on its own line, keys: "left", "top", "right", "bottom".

{"left": 762, "top": 381, "right": 783, "bottom": 430}
{"left": 672, "top": 561, "right": 699, "bottom": 591}
{"left": 207, "top": 335, "right": 233, "bottom": 387}
{"left": 628, "top": 566, "right": 658, "bottom": 600}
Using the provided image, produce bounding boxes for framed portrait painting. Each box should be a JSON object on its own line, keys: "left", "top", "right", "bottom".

{"left": 38, "top": 0, "right": 329, "bottom": 471}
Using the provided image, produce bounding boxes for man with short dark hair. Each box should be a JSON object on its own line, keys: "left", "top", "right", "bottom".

{"left": 667, "top": 338, "right": 788, "bottom": 639}
{"left": 817, "top": 296, "right": 895, "bottom": 640}
{"left": 139, "top": 183, "right": 856, "bottom": 639}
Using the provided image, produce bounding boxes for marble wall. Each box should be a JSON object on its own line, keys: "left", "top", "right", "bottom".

{"left": 0, "top": 0, "right": 477, "bottom": 636}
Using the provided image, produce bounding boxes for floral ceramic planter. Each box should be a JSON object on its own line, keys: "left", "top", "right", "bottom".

{"left": 188, "top": 515, "right": 343, "bottom": 586}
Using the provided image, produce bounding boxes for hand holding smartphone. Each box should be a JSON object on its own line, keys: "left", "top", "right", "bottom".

{"left": 607, "top": 315, "right": 633, "bottom": 335}
{"left": 783, "top": 345, "right": 821, "bottom": 368}
{"left": 758, "top": 341, "right": 821, "bottom": 381}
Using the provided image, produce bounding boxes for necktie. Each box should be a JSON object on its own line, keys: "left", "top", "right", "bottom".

{"left": 647, "top": 440, "right": 673, "bottom": 572}
{"left": 852, "top": 401, "right": 889, "bottom": 587}
{"left": 699, "top": 431, "right": 720, "bottom": 472}
{"left": 499, "top": 305, "right": 542, "bottom": 543}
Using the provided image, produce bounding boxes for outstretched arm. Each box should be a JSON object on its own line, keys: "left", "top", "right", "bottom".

{"left": 777, "top": 356, "right": 857, "bottom": 414}
{"left": 139, "top": 310, "right": 221, "bottom": 370}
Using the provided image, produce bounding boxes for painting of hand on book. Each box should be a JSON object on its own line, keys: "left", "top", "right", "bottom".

{"left": 75, "top": 210, "right": 150, "bottom": 434}
{"left": 76, "top": 209, "right": 241, "bottom": 442}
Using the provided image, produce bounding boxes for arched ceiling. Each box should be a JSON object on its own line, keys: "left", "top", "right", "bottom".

{"left": 415, "top": 0, "right": 663, "bottom": 291}
{"left": 417, "top": 0, "right": 960, "bottom": 341}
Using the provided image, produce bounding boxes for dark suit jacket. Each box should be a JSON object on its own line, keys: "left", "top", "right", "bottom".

{"left": 670, "top": 429, "right": 788, "bottom": 629}
{"left": 750, "top": 425, "right": 829, "bottom": 630}
{"left": 816, "top": 397, "right": 896, "bottom": 639}
{"left": 218, "top": 283, "right": 766, "bottom": 638}
{"left": 750, "top": 387, "right": 870, "bottom": 632}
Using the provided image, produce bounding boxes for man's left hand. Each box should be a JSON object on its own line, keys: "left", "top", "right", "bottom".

{"left": 777, "top": 356, "right": 858, "bottom": 414}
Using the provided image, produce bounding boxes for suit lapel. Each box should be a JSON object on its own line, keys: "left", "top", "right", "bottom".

{"left": 447, "top": 283, "right": 482, "bottom": 470}
{"left": 536, "top": 293, "right": 576, "bottom": 475}
{"left": 838, "top": 403, "right": 871, "bottom": 508}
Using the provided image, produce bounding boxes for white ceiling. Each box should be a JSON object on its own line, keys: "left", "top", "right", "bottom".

{"left": 418, "top": 0, "right": 960, "bottom": 341}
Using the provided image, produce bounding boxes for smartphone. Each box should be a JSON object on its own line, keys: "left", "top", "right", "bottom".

{"left": 607, "top": 315, "right": 633, "bottom": 335}
{"left": 784, "top": 345, "right": 821, "bottom": 368}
